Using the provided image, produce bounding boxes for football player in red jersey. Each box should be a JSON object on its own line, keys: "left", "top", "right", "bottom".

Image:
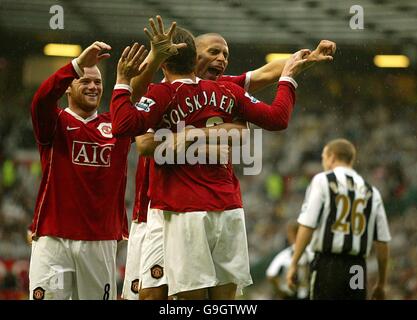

{"left": 194, "top": 33, "right": 335, "bottom": 90}
{"left": 111, "top": 24, "right": 316, "bottom": 299}
{"left": 122, "top": 18, "right": 250, "bottom": 300}
{"left": 121, "top": 18, "right": 191, "bottom": 300}
{"left": 122, "top": 17, "right": 335, "bottom": 300}
{"left": 29, "top": 41, "right": 148, "bottom": 300}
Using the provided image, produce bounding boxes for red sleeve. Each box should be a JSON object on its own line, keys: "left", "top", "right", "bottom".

{"left": 31, "top": 62, "right": 78, "bottom": 144}
{"left": 218, "top": 72, "right": 250, "bottom": 90}
{"left": 110, "top": 83, "right": 172, "bottom": 137}
{"left": 226, "top": 80, "right": 296, "bottom": 131}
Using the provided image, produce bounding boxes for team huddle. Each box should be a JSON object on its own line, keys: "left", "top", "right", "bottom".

{"left": 28, "top": 16, "right": 390, "bottom": 300}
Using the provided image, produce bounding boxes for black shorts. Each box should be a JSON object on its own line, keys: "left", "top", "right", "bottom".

{"left": 310, "top": 252, "right": 367, "bottom": 300}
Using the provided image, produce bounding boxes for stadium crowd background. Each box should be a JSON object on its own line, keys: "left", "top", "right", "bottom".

{"left": 1, "top": 0, "right": 417, "bottom": 300}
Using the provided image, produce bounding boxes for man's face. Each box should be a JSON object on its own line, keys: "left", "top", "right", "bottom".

{"left": 195, "top": 35, "right": 229, "bottom": 80}
{"left": 321, "top": 146, "right": 334, "bottom": 171}
{"left": 67, "top": 66, "right": 103, "bottom": 112}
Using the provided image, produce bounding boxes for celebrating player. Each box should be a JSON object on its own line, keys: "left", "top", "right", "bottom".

{"left": 123, "top": 16, "right": 336, "bottom": 300}
{"left": 29, "top": 41, "right": 147, "bottom": 299}
{"left": 111, "top": 23, "right": 313, "bottom": 299}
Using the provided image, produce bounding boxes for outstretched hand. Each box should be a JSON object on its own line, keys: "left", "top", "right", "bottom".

{"left": 144, "top": 15, "right": 187, "bottom": 63}
{"left": 76, "top": 41, "right": 111, "bottom": 69}
{"left": 308, "top": 40, "right": 336, "bottom": 63}
{"left": 117, "top": 43, "right": 148, "bottom": 85}
{"left": 281, "top": 49, "right": 311, "bottom": 78}
{"left": 299, "top": 40, "right": 336, "bottom": 72}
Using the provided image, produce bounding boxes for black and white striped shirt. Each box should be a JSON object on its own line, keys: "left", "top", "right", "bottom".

{"left": 266, "top": 245, "right": 314, "bottom": 299}
{"left": 298, "top": 166, "right": 391, "bottom": 257}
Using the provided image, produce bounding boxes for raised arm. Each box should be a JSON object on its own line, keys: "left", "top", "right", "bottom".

{"left": 31, "top": 63, "right": 78, "bottom": 144}
{"left": 111, "top": 43, "right": 157, "bottom": 137}
{"left": 131, "top": 15, "right": 186, "bottom": 102}
{"left": 233, "top": 49, "right": 310, "bottom": 130}
{"left": 31, "top": 41, "right": 111, "bottom": 144}
{"left": 248, "top": 40, "right": 336, "bottom": 93}
{"left": 112, "top": 16, "right": 188, "bottom": 137}
{"left": 112, "top": 42, "right": 185, "bottom": 137}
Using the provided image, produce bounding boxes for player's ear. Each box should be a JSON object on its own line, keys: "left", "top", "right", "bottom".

{"left": 66, "top": 81, "right": 75, "bottom": 95}
{"left": 329, "top": 152, "right": 337, "bottom": 165}
{"left": 160, "top": 63, "right": 169, "bottom": 80}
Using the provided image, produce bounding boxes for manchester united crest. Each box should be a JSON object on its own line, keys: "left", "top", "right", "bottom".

{"left": 97, "top": 122, "right": 113, "bottom": 138}
{"left": 150, "top": 265, "right": 164, "bottom": 279}
{"left": 131, "top": 279, "right": 139, "bottom": 294}
{"left": 33, "top": 286, "right": 45, "bottom": 300}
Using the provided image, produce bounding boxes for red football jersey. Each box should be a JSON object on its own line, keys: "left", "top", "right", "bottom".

{"left": 218, "top": 72, "right": 251, "bottom": 91}
{"left": 31, "top": 63, "right": 130, "bottom": 240}
{"left": 131, "top": 73, "right": 251, "bottom": 221}
{"left": 131, "top": 155, "right": 151, "bottom": 222}
{"left": 111, "top": 77, "right": 295, "bottom": 212}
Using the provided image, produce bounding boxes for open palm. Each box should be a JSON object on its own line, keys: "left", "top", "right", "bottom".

{"left": 144, "top": 15, "right": 187, "bottom": 62}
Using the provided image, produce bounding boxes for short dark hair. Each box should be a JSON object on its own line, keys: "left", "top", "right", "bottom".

{"left": 326, "top": 138, "right": 356, "bottom": 165}
{"left": 165, "top": 27, "right": 196, "bottom": 75}
{"left": 195, "top": 33, "right": 225, "bottom": 47}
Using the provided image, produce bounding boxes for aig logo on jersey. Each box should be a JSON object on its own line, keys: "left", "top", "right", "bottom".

{"left": 97, "top": 122, "right": 113, "bottom": 138}
{"left": 72, "top": 141, "right": 114, "bottom": 167}
{"left": 134, "top": 97, "right": 156, "bottom": 112}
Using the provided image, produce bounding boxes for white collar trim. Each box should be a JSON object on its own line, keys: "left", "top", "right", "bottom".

{"left": 65, "top": 108, "right": 98, "bottom": 123}
{"left": 334, "top": 166, "right": 356, "bottom": 174}
{"left": 172, "top": 77, "right": 201, "bottom": 84}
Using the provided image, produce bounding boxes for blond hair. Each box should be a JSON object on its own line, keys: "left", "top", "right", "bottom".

{"left": 325, "top": 139, "right": 356, "bottom": 165}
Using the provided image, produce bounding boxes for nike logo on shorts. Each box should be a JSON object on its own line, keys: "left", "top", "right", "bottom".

{"left": 67, "top": 126, "right": 80, "bottom": 131}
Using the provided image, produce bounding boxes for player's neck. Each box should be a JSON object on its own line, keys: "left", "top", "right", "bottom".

{"left": 68, "top": 104, "right": 97, "bottom": 119}
{"left": 330, "top": 161, "right": 352, "bottom": 170}
{"left": 164, "top": 72, "right": 196, "bottom": 83}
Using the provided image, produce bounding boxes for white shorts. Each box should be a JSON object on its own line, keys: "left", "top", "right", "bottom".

{"left": 121, "top": 221, "right": 147, "bottom": 300}
{"left": 29, "top": 236, "right": 117, "bottom": 300}
{"left": 140, "top": 208, "right": 167, "bottom": 289}
{"left": 163, "top": 208, "right": 253, "bottom": 296}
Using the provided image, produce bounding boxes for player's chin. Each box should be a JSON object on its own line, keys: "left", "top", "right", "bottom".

{"left": 83, "top": 99, "right": 100, "bottom": 111}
